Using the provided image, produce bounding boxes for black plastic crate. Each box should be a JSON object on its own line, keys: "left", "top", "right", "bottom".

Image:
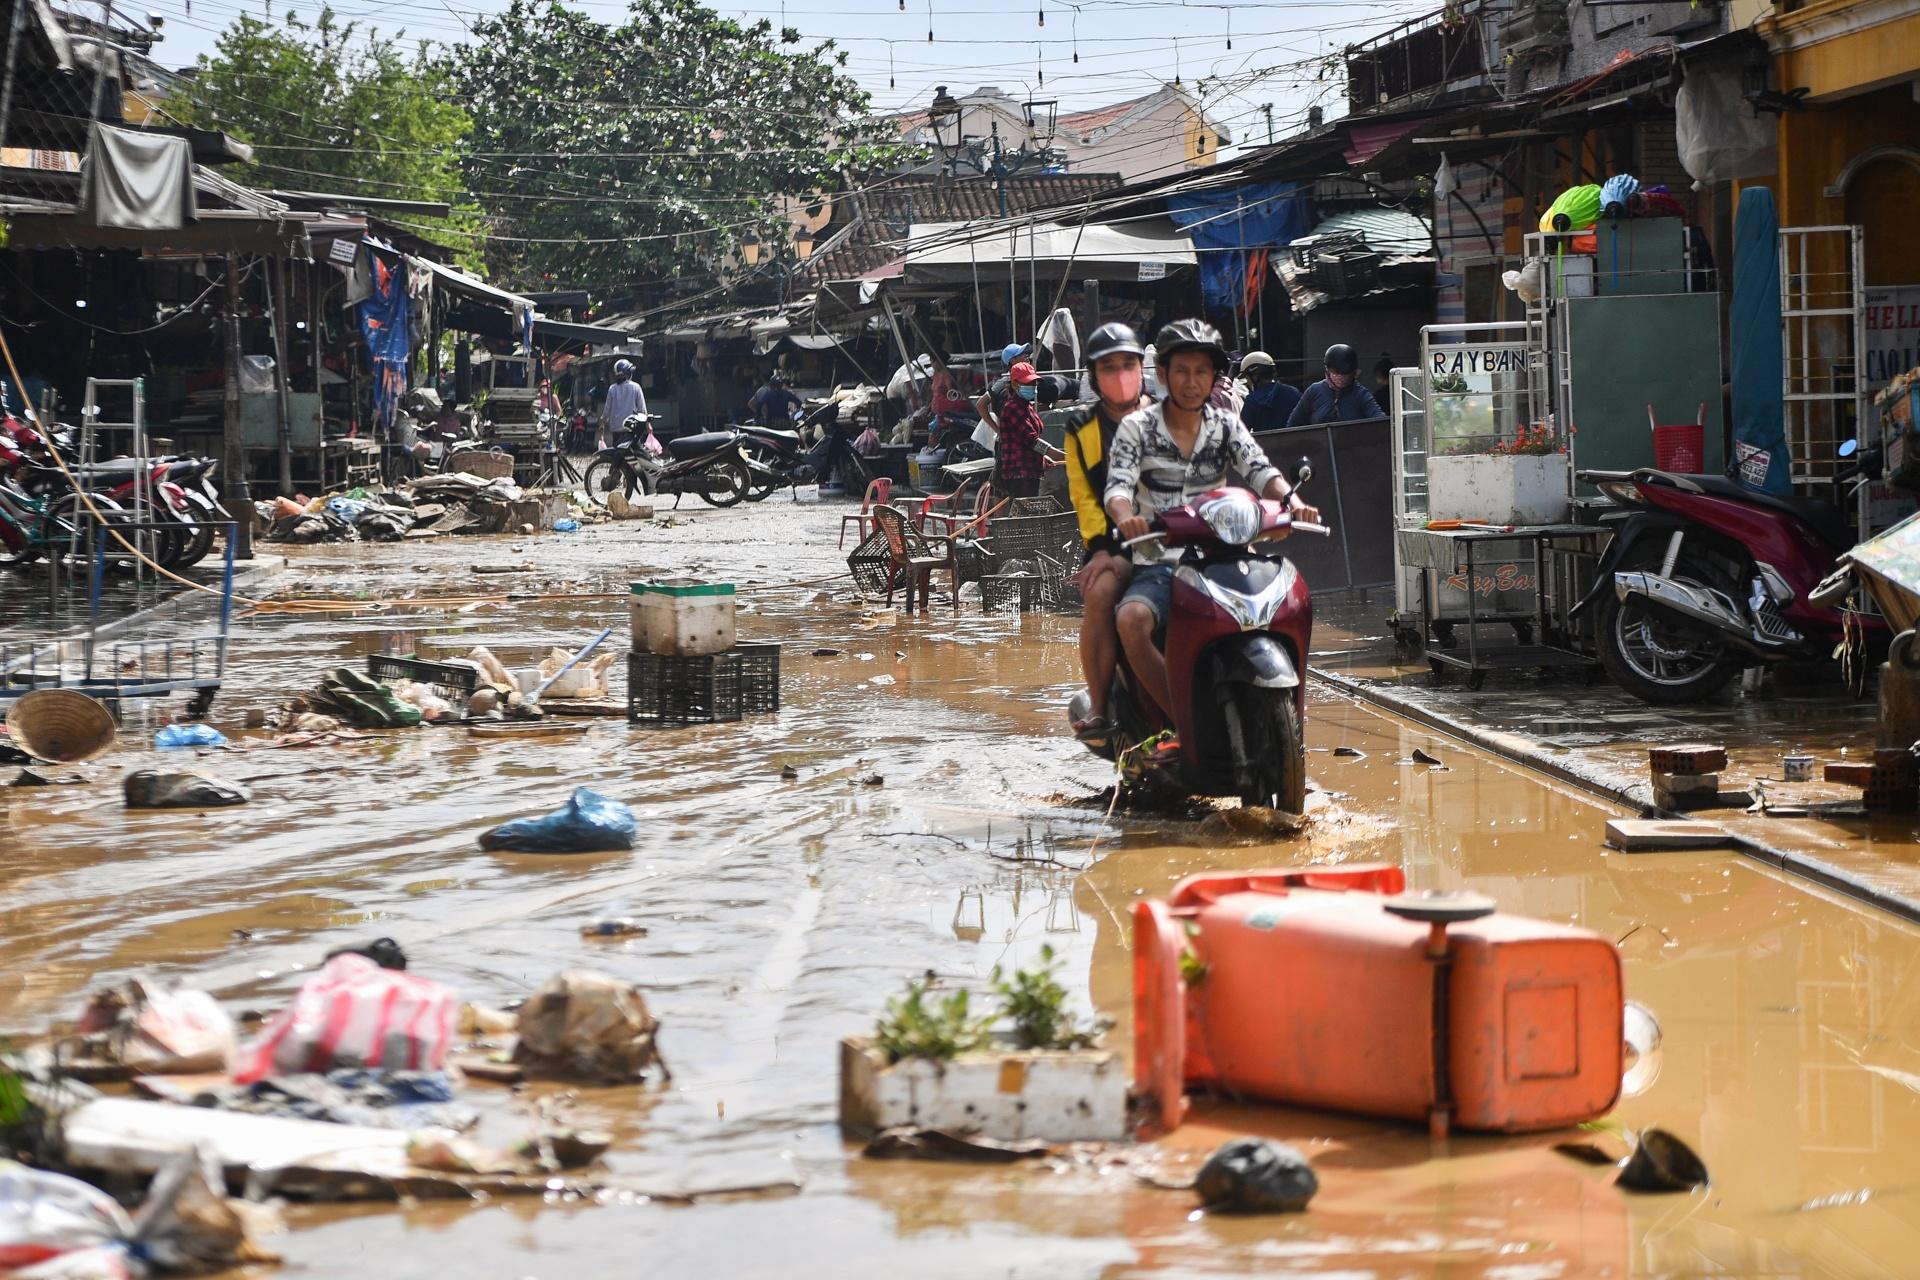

{"left": 627, "top": 650, "right": 742, "bottom": 727}
{"left": 734, "top": 642, "right": 781, "bottom": 714}
{"left": 368, "top": 654, "right": 480, "bottom": 712}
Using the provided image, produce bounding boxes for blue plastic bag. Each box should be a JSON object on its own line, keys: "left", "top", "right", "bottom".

{"left": 553, "top": 518, "right": 581, "bottom": 532}
{"left": 154, "top": 723, "right": 227, "bottom": 749}
{"left": 478, "top": 787, "right": 637, "bottom": 853}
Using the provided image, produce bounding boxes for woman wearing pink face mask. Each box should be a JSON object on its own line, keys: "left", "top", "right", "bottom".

{"left": 1285, "top": 342, "right": 1384, "bottom": 427}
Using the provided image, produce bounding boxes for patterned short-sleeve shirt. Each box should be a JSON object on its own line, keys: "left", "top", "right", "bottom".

{"left": 1103, "top": 399, "right": 1282, "bottom": 545}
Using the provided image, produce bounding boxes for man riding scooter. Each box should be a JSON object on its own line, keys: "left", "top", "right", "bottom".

{"left": 1105, "top": 320, "right": 1319, "bottom": 723}
{"left": 1065, "top": 323, "right": 1149, "bottom": 741}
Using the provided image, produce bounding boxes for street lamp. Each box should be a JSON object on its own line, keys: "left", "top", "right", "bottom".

{"left": 928, "top": 85, "right": 964, "bottom": 162}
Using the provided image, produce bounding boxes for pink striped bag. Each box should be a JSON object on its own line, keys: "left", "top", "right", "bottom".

{"left": 232, "top": 953, "right": 457, "bottom": 1083}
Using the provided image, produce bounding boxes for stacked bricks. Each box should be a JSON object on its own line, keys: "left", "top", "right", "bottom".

{"left": 1825, "top": 749, "right": 1918, "bottom": 812}
{"left": 1649, "top": 744, "right": 1727, "bottom": 810}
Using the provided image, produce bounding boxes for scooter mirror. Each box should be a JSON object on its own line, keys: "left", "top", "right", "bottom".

{"left": 1293, "top": 458, "right": 1313, "bottom": 487}
{"left": 1838, "top": 438, "right": 1859, "bottom": 460}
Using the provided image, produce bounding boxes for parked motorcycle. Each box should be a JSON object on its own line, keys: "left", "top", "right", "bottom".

{"left": 1573, "top": 450, "right": 1884, "bottom": 704}
{"left": 1068, "top": 467, "right": 1327, "bottom": 812}
{"left": 583, "top": 415, "right": 751, "bottom": 508}
{"left": 734, "top": 405, "right": 873, "bottom": 500}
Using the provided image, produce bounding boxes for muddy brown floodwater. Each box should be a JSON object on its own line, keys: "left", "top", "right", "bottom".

{"left": 4, "top": 502, "right": 1920, "bottom": 1278}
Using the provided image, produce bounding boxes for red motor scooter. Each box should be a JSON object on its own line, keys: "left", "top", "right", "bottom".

{"left": 1572, "top": 454, "right": 1884, "bottom": 704}
{"left": 1070, "top": 467, "right": 1327, "bottom": 812}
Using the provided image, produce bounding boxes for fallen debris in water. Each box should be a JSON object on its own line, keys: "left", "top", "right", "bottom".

{"left": 1193, "top": 1138, "right": 1318, "bottom": 1214}
{"left": 1198, "top": 805, "right": 1305, "bottom": 842}
{"left": 1407, "top": 748, "right": 1444, "bottom": 767}
{"left": 1331, "top": 746, "right": 1366, "bottom": 759}
{"left": 123, "top": 771, "right": 251, "bottom": 810}
{"left": 477, "top": 788, "right": 638, "bottom": 853}
{"left": 1603, "top": 818, "right": 1736, "bottom": 852}
{"left": 55, "top": 981, "right": 236, "bottom": 1080}
{"left": 11, "top": 768, "right": 87, "bottom": 787}
{"left": 1552, "top": 1139, "right": 1624, "bottom": 1166}
{"left": 511, "top": 970, "right": 669, "bottom": 1084}
{"left": 862, "top": 1127, "right": 1052, "bottom": 1163}
{"left": 233, "top": 953, "right": 454, "bottom": 1083}
{"left": 1615, "top": 1127, "right": 1708, "bottom": 1193}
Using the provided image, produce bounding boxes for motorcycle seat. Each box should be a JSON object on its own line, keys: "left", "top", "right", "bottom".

{"left": 666, "top": 431, "right": 737, "bottom": 459}
{"left": 1640, "top": 470, "right": 1852, "bottom": 550}
{"left": 748, "top": 427, "right": 800, "bottom": 444}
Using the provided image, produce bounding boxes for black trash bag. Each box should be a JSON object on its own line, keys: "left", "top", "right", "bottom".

{"left": 1194, "top": 1137, "right": 1318, "bottom": 1213}
{"left": 325, "top": 936, "right": 409, "bottom": 971}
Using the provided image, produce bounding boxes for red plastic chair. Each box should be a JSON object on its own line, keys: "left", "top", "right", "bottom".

{"left": 926, "top": 482, "right": 996, "bottom": 538}
{"left": 839, "top": 477, "right": 892, "bottom": 549}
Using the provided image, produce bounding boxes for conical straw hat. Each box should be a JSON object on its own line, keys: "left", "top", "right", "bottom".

{"left": 5, "top": 689, "right": 117, "bottom": 763}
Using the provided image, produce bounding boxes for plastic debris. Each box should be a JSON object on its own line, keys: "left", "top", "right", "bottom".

{"left": 580, "top": 917, "right": 649, "bottom": 939}
{"left": 477, "top": 787, "right": 637, "bottom": 853}
{"left": 552, "top": 518, "right": 581, "bottom": 532}
{"left": 64, "top": 980, "right": 235, "bottom": 1077}
{"left": 231, "top": 953, "right": 456, "bottom": 1083}
{"left": 863, "top": 1128, "right": 1050, "bottom": 1163}
{"left": 122, "top": 771, "right": 250, "bottom": 810}
{"left": 1194, "top": 1138, "right": 1319, "bottom": 1214}
{"left": 182, "top": 1069, "right": 475, "bottom": 1132}
{"left": 0, "top": 1160, "right": 134, "bottom": 1273}
{"left": 152, "top": 724, "right": 227, "bottom": 750}
{"left": 511, "top": 970, "right": 668, "bottom": 1084}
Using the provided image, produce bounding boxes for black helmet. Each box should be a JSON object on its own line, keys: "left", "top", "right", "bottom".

{"left": 1153, "top": 319, "right": 1229, "bottom": 375}
{"left": 1085, "top": 322, "right": 1144, "bottom": 364}
{"left": 1323, "top": 343, "right": 1359, "bottom": 375}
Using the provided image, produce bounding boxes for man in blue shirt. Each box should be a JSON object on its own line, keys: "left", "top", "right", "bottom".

{"left": 1237, "top": 351, "right": 1300, "bottom": 432}
{"left": 1286, "top": 343, "right": 1384, "bottom": 427}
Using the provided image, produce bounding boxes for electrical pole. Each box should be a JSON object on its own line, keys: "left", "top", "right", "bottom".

{"left": 1263, "top": 103, "right": 1275, "bottom": 145}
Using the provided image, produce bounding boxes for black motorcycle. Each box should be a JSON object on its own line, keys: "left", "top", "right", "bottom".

{"left": 734, "top": 402, "right": 871, "bottom": 500}
{"left": 583, "top": 415, "right": 752, "bottom": 508}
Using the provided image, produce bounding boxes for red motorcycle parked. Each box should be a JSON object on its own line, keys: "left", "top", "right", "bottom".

{"left": 1573, "top": 456, "right": 1883, "bottom": 704}
{"left": 1070, "top": 468, "right": 1327, "bottom": 812}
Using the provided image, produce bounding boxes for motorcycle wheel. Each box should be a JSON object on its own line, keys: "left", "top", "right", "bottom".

{"left": 581, "top": 458, "right": 635, "bottom": 506}
{"left": 1226, "top": 685, "right": 1306, "bottom": 814}
{"left": 742, "top": 441, "right": 782, "bottom": 502}
{"left": 1594, "top": 542, "right": 1743, "bottom": 704}
{"left": 173, "top": 495, "right": 217, "bottom": 568}
{"left": 0, "top": 521, "right": 38, "bottom": 567}
{"left": 697, "top": 459, "right": 749, "bottom": 509}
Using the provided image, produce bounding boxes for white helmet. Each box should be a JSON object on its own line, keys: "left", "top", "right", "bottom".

{"left": 1240, "top": 351, "right": 1276, "bottom": 372}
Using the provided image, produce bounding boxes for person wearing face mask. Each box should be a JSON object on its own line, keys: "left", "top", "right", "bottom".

{"left": 994, "top": 361, "right": 1051, "bottom": 498}
{"left": 1286, "top": 343, "right": 1384, "bottom": 427}
{"left": 1063, "top": 323, "right": 1148, "bottom": 739}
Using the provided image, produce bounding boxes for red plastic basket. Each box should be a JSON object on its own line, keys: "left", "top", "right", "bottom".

{"left": 1652, "top": 424, "right": 1703, "bottom": 472}
{"left": 1648, "top": 402, "right": 1707, "bottom": 473}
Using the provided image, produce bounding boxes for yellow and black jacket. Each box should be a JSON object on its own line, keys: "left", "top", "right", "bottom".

{"left": 1065, "top": 402, "right": 1125, "bottom": 561}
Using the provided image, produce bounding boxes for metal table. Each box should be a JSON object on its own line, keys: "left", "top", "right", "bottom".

{"left": 1398, "top": 523, "right": 1605, "bottom": 687}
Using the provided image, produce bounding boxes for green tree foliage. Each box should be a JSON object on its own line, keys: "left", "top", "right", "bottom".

{"left": 447, "top": 0, "right": 917, "bottom": 287}
{"left": 172, "top": 8, "right": 477, "bottom": 255}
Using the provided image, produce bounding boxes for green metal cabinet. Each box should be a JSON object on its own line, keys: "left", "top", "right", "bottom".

{"left": 1567, "top": 292, "right": 1724, "bottom": 493}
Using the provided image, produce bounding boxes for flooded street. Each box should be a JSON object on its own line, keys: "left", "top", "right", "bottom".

{"left": 6, "top": 502, "right": 1920, "bottom": 1277}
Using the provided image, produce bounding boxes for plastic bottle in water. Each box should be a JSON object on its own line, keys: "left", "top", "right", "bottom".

{"left": 581, "top": 917, "right": 648, "bottom": 939}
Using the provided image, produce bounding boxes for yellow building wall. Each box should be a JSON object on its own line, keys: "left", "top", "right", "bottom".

{"left": 1774, "top": 84, "right": 1920, "bottom": 285}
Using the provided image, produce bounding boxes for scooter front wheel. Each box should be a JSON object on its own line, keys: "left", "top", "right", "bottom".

{"left": 1226, "top": 685, "right": 1306, "bottom": 814}
{"left": 581, "top": 458, "right": 635, "bottom": 506}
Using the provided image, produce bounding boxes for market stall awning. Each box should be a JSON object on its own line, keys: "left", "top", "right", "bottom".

{"left": 408, "top": 256, "right": 536, "bottom": 313}
{"left": 902, "top": 217, "right": 1196, "bottom": 283}
{"left": 4, "top": 208, "right": 311, "bottom": 258}
{"left": 531, "top": 316, "right": 632, "bottom": 347}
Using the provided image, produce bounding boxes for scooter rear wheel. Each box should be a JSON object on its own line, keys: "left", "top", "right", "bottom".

{"left": 698, "top": 459, "right": 749, "bottom": 509}
{"left": 1595, "top": 542, "right": 1743, "bottom": 704}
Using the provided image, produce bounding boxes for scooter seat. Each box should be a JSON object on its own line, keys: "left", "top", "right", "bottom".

{"left": 748, "top": 427, "right": 800, "bottom": 444}
{"left": 1641, "top": 470, "right": 1852, "bottom": 551}
{"left": 666, "top": 431, "right": 737, "bottom": 459}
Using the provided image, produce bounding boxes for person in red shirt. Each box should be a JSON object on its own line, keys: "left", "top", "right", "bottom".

{"left": 995, "top": 361, "right": 1050, "bottom": 498}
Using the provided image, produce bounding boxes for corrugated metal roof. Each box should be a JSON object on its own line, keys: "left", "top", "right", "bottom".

{"left": 1292, "top": 207, "right": 1433, "bottom": 260}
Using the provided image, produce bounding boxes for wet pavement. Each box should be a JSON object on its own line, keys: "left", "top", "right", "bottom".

{"left": 1310, "top": 592, "right": 1920, "bottom": 917}
{"left": 4, "top": 500, "right": 1920, "bottom": 1276}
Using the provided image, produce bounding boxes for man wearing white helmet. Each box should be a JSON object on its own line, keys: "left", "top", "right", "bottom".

{"left": 600, "top": 357, "right": 647, "bottom": 449}
{"left": 1237, "top": 351, "right": 1300, "bottom": 432}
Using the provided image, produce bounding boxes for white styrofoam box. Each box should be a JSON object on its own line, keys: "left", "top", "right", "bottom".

{"left": 838, "top": 1035, "right": 1128, "bottom": 1142}
{"left": 1426, "top": 452, "right": 1570, "bottom": 525}
{"left": 630, "top": 579, "right": 736, "bottom": 656}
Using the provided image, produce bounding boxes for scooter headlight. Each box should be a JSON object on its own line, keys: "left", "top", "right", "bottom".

{"left": 1198, "top": 491, "right": 1261, "bottom": 546}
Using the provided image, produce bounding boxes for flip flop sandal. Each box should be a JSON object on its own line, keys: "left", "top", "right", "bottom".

{"left": 1072, "top": 714, "right": 1115, "bottom": 741}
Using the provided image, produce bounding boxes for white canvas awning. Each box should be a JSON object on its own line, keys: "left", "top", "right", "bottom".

{"left": 903, "top": 217, "right": 1195, "bottom": 283}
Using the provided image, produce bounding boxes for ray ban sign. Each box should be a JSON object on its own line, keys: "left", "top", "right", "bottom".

{"left": 1427, "top": 343, "right": 1532, "bottom": 380}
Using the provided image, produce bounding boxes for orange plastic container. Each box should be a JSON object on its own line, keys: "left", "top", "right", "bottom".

{"left": 1134, "top": 865, "right": 1623, "bottom": 1135}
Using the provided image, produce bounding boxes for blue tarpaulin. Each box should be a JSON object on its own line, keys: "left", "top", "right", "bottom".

{"left": 1730, "top": 187, "right": 1788, "bottom": 493}
{"left": 1167, "top": 182, "right": 1312, "bottom": 317}
{"left": 358, "top": 248, "right": 411, "bottom": 430}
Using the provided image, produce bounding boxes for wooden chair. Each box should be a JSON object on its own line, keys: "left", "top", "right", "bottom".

{"left": 838, "top": 477, "right": 893, "bottom": 549}
{"left": 871, "top": 503, "right": 958, "bottom": 613}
